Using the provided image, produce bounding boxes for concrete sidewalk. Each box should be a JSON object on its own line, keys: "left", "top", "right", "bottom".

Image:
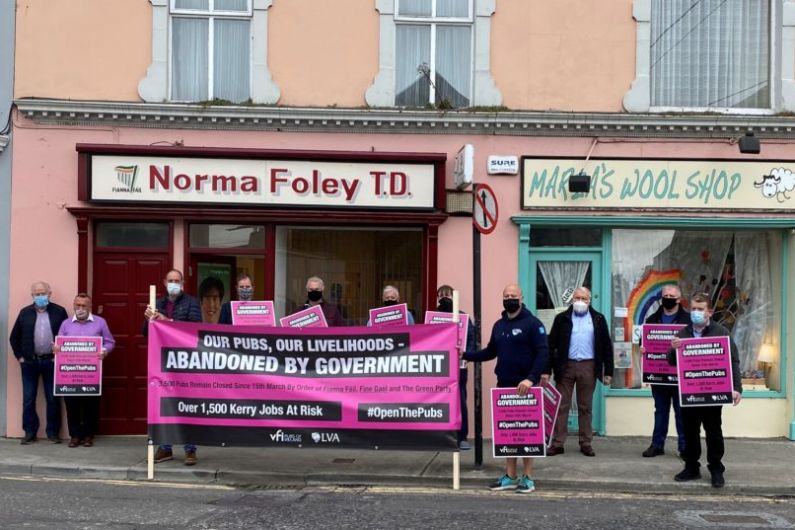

{"left": 1, "top": 435, "right": 793, "bottom": 496}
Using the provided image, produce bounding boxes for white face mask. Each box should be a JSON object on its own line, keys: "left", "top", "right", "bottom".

{"left": 74, "top": 309, "right": 89, "bottom": 320}
{"left": 572, "top": 301, "right": 589, "bottom": 314}
{"left": 166, "top": 283, "right": 182, "bottom": 297}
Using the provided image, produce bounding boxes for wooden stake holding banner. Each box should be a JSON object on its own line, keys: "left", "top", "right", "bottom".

{"left": 452, "top": 289, "right": 461, "bottom": 491}
{"left": 147, "top": 284, "right": 156, "bottom": 480}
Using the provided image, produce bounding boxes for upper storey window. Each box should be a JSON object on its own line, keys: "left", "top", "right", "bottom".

{"left": 170, "top": 0, "right": 252, "bottom": 103}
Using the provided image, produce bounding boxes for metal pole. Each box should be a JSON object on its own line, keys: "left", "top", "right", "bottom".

{"left": 472, "top": 223, "right": 483, "bottom": 467}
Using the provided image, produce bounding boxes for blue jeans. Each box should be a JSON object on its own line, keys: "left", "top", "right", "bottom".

{"left": 160, "top": 444, "right": 196, "bottom": 453}
{"left": 651, "top": 384, "right": 685, "bottom": 451}
{"left": 21, "top": 358, "right": 60, "bottom": 438}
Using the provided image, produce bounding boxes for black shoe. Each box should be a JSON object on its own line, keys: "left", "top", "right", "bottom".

{"left": 642, "top": 445, "right": 664, "bottom": 457}
{"left": 674, "top": 468, "right": 702, "bottom": 482}
{"left": 547, "top": 446, "right": 565, "bottom": 456}
{"left": 47, "top": 436, "right": 61, "bottom": 444}
{"left": 20, "top": 434, "right": 36, "bottom": 445}
{"left": 711, "top": 470, "right": 725, "bottom": 488}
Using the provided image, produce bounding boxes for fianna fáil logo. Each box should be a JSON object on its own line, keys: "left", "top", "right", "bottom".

{"left": 112, "top": 165, "right": 142, "bottom": 193}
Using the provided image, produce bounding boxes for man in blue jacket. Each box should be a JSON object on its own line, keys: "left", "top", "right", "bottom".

{"left": 463, "top": 283, "right": 549, "bottom": 494}
{"left": 9, "top": 281, "right": 68, "bottom": 444}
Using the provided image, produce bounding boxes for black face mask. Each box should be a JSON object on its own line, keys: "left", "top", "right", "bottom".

{"left": 437, "top": 297, "right": 453, "bottom": 312}
{"left": 307, "top": 290, "right": 323, "bottom": 302}
{"left": 383, "top": 300, "right": 398, "bottom": 306}
{"left": 503, "top": 299, "right": 521, "bottom": 313}
{"left": 661, "top": 297, "right": 678, "bottom": 310}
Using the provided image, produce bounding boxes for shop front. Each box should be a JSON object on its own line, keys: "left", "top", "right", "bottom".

{"left": 66, "top": 144, "right": 447, "bottom": 435}
{"left": 516, "top": 157, "right": 795, "bottom": 440}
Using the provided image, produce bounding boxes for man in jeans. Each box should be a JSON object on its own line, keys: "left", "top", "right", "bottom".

{"left": 641, "top": 284, "right": 689, "bottom": 458}
{"left": 144, "top": 269, "right": 202, "bottom": 465}
{"left": 9, "top": 281, "right": 68, "bottom": 444}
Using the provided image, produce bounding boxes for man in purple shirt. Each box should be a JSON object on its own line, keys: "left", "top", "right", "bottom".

{"left": 55, "top": 293, "right": 115, "bottom": 448}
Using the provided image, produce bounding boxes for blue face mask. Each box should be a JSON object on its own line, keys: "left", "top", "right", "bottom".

{"left": 33, "top": 295, "right": 49, "bottom": 308}
{"left": 691, "top": 310, "right": 707, "bottom": 326}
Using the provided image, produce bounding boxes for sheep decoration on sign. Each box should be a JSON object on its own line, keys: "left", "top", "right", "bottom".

{"left": 754, "top": 168, "right": 795, "bottom": 203}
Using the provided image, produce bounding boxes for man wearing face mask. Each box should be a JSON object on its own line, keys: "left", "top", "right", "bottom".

{"left": 218, "top": 274, "right": 255, "bottom": 325}
{"left": 10, "top": 281, "right": 68, "bottom": 444}
{"left": 546, "top": 286, "right": 613, "bottom": 457}
{"left": 667, "top": 292, "right": 742, "bottom": 488}
{"left": 55, "top": 293, "right": 115, "bottom": 448}
{"left": 367, "top": 285, "right": 415, "bottom": 325}
{"left": 303, "top": 276, "right": 344, "bottom": 326}
{"left": 435, "top": 284, "right": 476, "bottom": 450}
{"left": 641, "top": 284, "right": 689, "bottom": 459}
{"left": 143, "top": 269, "right": 201, "bottom": 465}
{"left": 462, "top": 283, "right": 548, "bottom": 494}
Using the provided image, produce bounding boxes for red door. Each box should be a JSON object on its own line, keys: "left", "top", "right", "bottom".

{"left": 93, "top": 251, "right": 169, "bottom": 434}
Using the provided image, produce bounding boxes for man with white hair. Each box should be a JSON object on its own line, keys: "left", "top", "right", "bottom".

{"left": 369, "top": 285, "right": 415, "bottom": 325}
{"left": 9, "top": 281, "right": 68, "bottom": 444}
{"left": 304, "top": 276, "right": 345, "bottom": 326}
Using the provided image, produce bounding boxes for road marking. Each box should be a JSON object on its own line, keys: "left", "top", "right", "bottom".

{"left": 0, "top": 475, "right": 235, "bottom": 491}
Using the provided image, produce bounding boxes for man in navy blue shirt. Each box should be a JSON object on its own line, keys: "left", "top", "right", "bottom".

{"left": 463, "top": 283, "right": 549, "bottom": 494}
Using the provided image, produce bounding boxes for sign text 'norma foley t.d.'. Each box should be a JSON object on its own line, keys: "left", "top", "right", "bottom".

{"left": 147, "top": 322, "right": 460, "bottom": 450}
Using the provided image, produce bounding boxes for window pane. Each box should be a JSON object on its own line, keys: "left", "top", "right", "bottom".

{"left": 275, "top": 227, "right": 423, "bottom": 325}
{"left": 437, "top": 0, "right": 468, "bottom": 17}
{"left": 172, "top": 17, "right": 209, "bottom": 101}
{"left": 214, "top": 19, "right": 250, "bottom": 102}
{"left": 175, "top": 0, "right": 209, "bottom": 10}
{"left": 96, "top": 223, "right": 169, "bottom": 248}
{"left": 189, "top": 224, "right": 265, "bottom": 249}
{"left": 435, "top": 25, "right": 471, "bottom": 107}
{"left": 398, "top": 0, "right": 432, "bottom": 16}
{"left": 214, "top": 0, "right": 248, "bottom": 11}
{"left": 610, "top": 229, "right": 781, "bottom": 392}
{"left": 395, "top": 25, "right": 431, "bottom": 106}
{"left": 529, "top": 228, "right": 601, "bottom": 247}
{"left": 650, "top": 0, "right": 769, "bottom": 108}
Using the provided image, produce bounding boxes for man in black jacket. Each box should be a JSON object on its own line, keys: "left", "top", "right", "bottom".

{"left": 546, "top": 287, "right": 613, "bottom": 457}
{"left": 641, "top": 284, "right": 689, "bottom": 458}
{"left": 667, "top": 292, "right": 742, "bottom": 488}
{"left": 9, "top": 281, "right": 68, "bottom": 444}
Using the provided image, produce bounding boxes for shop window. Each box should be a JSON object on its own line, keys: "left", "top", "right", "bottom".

{"left": 189, "top": 224, "right": 265, "bottom": 249}
{"left": 138, "top": 0, "right": 279, "bottom": 104}
{"left": 611, "top": 229, "right": 782, "bottom": 392}
{"left": 274, "top": 226, "right": 423, "bottom": 325}
{"left": 624, "top": 0, "right": 795, "bottom": 112}
{"left": 529, "top": 228, "right": 601, "bottom": 247}
{"left": 366, "top": 0, "right": 501, "bottom": 108}
{"left": 95, "top": 222, "right": 169, "bottom": 248}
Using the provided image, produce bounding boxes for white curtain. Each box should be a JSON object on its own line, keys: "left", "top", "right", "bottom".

{"left": 214, "top": 19, "right": 250, "bottom": 103}
{"left": 215, "top": 0, "right": 248, "bottom": 11}
{"left": 399, "top": 0, "right": 432, "bottom": 16}
{"left": 539, "top": 262, "right": 589, "bottom": 307}
{"left": 651, "top": 0, "right": 769, "bottom": 108}
{"left": 396, "top": 25, "right": 431, "bottom": 106}
{"left": 175, "top": 0, "right": 208, "bottom": 10}
{"left": 733, "top": 232, "right": 774, "bottom": 373}
{"left": 437, "top": 0, "right": 468, "bottom": 17}
{"left": 172, "top": 17, "right": 209, "bottom": 101}
{"left": 435, "top": 25, "right": 471, "bottom": 107}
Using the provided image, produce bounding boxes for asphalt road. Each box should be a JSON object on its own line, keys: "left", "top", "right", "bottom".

{"left": 0, "top": 475, "right": 793, "bottom": 529}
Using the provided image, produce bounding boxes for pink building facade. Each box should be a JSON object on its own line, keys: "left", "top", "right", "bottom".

{"left": 5, "top": 0, "right": 795, "bottom": 441}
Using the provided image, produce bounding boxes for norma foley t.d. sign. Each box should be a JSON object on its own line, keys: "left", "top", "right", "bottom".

{"left": 522, "top": 157, "right": 795, "bottom": 211}
{"left": 87, "top": 155, "right": 436, "bottom": 209}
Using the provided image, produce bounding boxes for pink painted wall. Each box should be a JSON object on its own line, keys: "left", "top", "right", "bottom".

{"left": 9, "top": 113, "right": 782, "bottom": 437}
{"left": 13, "top": 0, "right": 636, "bottom": 111}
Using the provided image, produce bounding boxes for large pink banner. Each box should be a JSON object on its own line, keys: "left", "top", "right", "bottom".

{"left": 147, "top": 321, "right": 460, "bottom": 449}
{"left": 490, "top": 387, "right": 545, "bottom": 458}
{"left": 641, "top": 323, "right": 686, "bottom": 385}
{"left": 54, "top": 336, "right": 103, "bottom": 396}
{"left": 676, "top": 336, "right": 734, "bottom": 407}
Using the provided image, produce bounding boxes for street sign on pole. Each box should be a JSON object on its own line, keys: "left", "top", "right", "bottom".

{"left": 473, "top": 183, "right": 498, "bottom": 235}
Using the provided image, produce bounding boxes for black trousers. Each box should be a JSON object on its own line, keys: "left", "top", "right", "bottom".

{"left": 64, "top": 396, "right": 100, "bottom": 439}
{"left": 681, "top": 405, "right": 725, "bottom": 473}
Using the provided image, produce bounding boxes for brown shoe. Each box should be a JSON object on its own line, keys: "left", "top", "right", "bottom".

{"left": 153, "top": 448, "right": 173, "bottom": 463}
{"left": 547, "top": 446, "right": 565, "bottom": 456}
{"left": 184, "top": 450, "right": 197, "bottom": 466}
{"left": 83, "top": 437, "right": 94, "bottom": 448}
{"left": 68, "top": 438, "right": 82, "bottom": 448}
{"left": 580, "top": 445, "right": 596, "bottom": 457}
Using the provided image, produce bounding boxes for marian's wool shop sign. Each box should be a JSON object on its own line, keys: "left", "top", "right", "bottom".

{"left": 522, "top": 157, "right": 795, "bottom": 211}
{"left": 86, "top": 154, "right": 436, "bottom": 209}
{"left": 147, "top": 321, "right": 460, "bottom": 450}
